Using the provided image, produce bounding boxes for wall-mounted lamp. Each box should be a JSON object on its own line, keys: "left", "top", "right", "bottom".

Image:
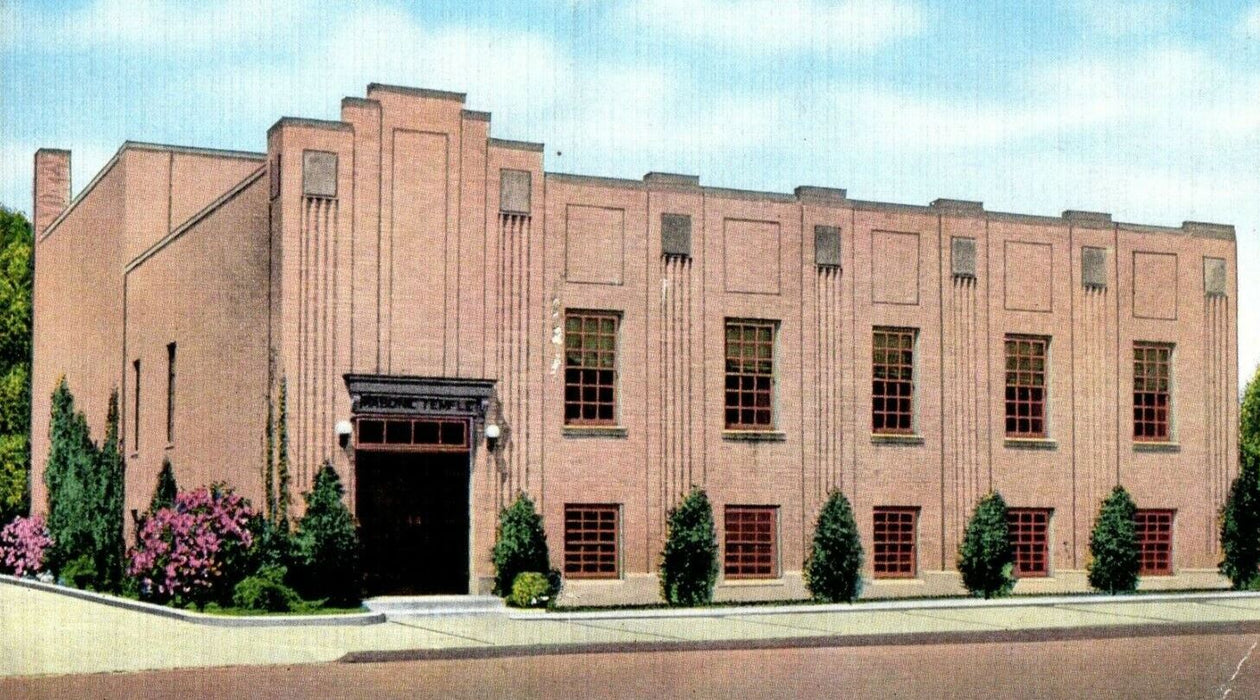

{"left": 485, "top": 423, "right": 501, "bottom": 452}
{"left": 335, "top": 420, "right": 353, "bottom": 449}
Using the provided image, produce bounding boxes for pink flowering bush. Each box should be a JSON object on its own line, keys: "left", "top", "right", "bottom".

{"left": 127, "top": 484, "right": 256, "bottom": 605}
{"left": 0, "top": 515, "right": 53, "bottom": 577}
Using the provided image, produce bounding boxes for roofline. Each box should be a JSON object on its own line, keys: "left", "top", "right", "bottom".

{"left": 367, "top": 83, "right": 466, "bottom": 102}
{"left": 489, "top": 137, "right": 544, "bottom": 153}
{"left": 267, "top": 117, "right": 352, "bottom": 135}
{"left": 39, "top": 141, "right": 266, "bottom": 242}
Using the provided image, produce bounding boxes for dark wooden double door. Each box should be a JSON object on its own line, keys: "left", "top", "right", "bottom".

{"left": 356, "top": 449, "right": 470, "bottom": 595}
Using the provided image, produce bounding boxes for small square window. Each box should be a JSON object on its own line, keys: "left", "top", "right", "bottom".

{"left": 1008, "top": 508, "right": 1051, "bottom": 577}
{"left": 1135, "top": 509, "right": 1174, "bottom": 575}
{"left": 873, "top": 507, "right": 918, "bottom": 578}
{"left": 564, "top": 504, "right": 620, "bottom": 578}
{"left": 724, "top": 506, "right": 778, "bottom": 578}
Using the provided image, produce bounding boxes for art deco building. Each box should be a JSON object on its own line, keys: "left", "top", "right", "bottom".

{"left": 30, "top": 84, "right": 1238, "bottom": 603}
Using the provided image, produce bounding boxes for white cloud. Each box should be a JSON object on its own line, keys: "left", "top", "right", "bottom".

{"left": 1238, "top": 5, "right": 1260, "bottom": 39}
{"left": 621, "top": 0, "right": 924, "bottom": 53}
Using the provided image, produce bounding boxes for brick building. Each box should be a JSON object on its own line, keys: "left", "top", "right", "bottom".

{"left": 30, "top": 84, "right": 1238, "bottom": 603}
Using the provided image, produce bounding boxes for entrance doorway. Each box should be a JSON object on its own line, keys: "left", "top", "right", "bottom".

{"left": 356, "top": 449, "right": 470, "bottom": 596}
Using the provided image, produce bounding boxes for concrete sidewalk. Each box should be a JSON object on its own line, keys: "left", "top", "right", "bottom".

{"left": 5, "top": 582, "right": 1260, "bottom": 677}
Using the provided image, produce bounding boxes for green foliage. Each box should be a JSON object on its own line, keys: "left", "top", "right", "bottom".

{"left": 59, "top": 554, "right": 97, "bottom": 590}
{"left": 659, "top": 486, "right": 718, "bottom": 607}
{"left": 232, "top": 564, "right": 300, "bottom": 613}
{"left": 508, "top": 571, "right": 552, "bottom": 608}
{"left": 1088, "top": 485, "right": 1140, "bottom": 594}
{"left": 804, "top": 489, "right": 864, "bottom": 603}
{"left": 291, "top": 462, "right": 360, "bottom": 606}
{"left": 263, "top": 384, "right": 276, "bottom": 526}
{"left": 0, "top": 208, "right": 31, "bottom": 523}
{"left": 43, "top": 382, "right": 125, "bottom": 591}
{"left": 957, "top": 492, "right": 1016, "bottom": 599}
{"left": 275, "top": 378, "right": 291, "bottom": 531}
{"left": 1221, "top": 447, "right": 1260, "bottom": 589}
{"left": 492, "top": 492, "right": 559, "bottom": 598}
{"left": 149, "top": 458, "right": 178, "bottom": 514}
{"left": 1242, "top": 364, "right": 1260, "bottom": 458}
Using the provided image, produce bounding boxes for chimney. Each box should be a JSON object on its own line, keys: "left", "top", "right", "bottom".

{"left": 33, "top": 149, "right": 71, "bottom": 237}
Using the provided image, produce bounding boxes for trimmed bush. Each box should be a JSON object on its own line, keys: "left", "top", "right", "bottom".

{"left": 659, "top": 486, "right": 718, "bottom": 607}
{"left": 804, "top": 489, "right": 864, "bottom": 603}
{"left": 126, "top": 484, "right": 255, "bottom": 606}
{"left": 508, "top": 571, "right": 551, "bottom": 608}
{"left": 492, "top": 492, "right": 559, "bottom": 598}
{"left": 291, "top": 462, "right": 360, "bottom": 607}
{"left": 233, "top": 564, "right": 300, "bottom": 612}
{"left": 0, "top": 514, "right": 51, "bottom": 577}
{"left": 957, "top": 492, "right": 1015, "bottom": 599}
{"left": 1088, "top": 485, "right": 1140, "bottom": 593}
{"left": 149, "top": 458, "right": 178, "bottom": 514}
{"left": 1221, "top": 447, "right": 1260, "bottom": 589}
{"left": 59, "top": 554, "right": 96, "bottom": 590}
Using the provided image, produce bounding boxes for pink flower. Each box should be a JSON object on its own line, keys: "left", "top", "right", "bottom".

{"left": 0, "top": 516, "right": 53, "bottom": 577}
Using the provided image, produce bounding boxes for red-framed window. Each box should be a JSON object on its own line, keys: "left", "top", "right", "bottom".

{"left": 1133, "top": 343, "right": 1172, "bottom": 441}
{"left": 355, "top": 417, "right": 469, "bottom": 452}
{"left": 564, "top": 311, "right": 619, "bottom": 425}
{"left": 724, "top": 320, "right": 776, "bottom": 430}
{"left": 873, "top": 507, "right": 918, "bottom": 578}
{"left": 1135, "top": 509, "right": 1174, "bottom": 575}
{"left": 724, "top": 506, "right": 778, "bottom": 578}
{"left": 1008, "top": 508, "right": 1051, "bottom": 577}
{"left": 872, "top": 327, "right": 916, "bottom": 434}
{"left": 564, "top": 504, "right": 620, "bottom": 579}
{"left": 1005, "top": 336, "right": 1048, "bottom": 438}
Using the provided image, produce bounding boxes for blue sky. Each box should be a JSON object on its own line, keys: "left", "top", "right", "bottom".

{"left": 1, "top": 0, "right": 1257, "bottom": 383}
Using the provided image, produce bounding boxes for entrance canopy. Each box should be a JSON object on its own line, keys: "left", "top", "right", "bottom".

{"left": 344, "top": 374, "right": 495, "bottom": 419}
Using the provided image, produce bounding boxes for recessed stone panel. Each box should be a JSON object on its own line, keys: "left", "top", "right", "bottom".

{"left": 1082, "top": 246, "right": 1107, "bottom": 289}
{"left": 1004, "top": 241, "right": 1052, "bottom": 312}
{"left": 565, "top": 205, "right": 625, "bottom": 285}
{"left": 302, "top": 150, "right": 337, "bottom": 198}
{"left": 662, "top": 213, "right": 692, "bottom": 258}
{"left": 724, "top": 219, "right": 781, "bottom": 294}
{"left": 500, "top": 169, "right": 531, "bottom": 214}
{"left": 951, "top": 237, "right": 976, "bottom": 278}
{"left": 1133, "top": 251, "right": 1178, "bottom": 320}
{"left": 1204, "top": 257, "right": 1227, "bottom": 297}
{"left": 871, "top": 231, "right": 920, "bottom": 305}
{"left": 815, "top": 225, "right": 841, "bottom": 268}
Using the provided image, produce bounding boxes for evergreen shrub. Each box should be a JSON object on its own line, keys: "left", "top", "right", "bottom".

{"left": 1221, "top": 447, "right": 1260, "bottom": 589}
{"left": 232, "top": 564, "right": 300, "bottom": 612}
{"left": 1088, "top": 485, "right": 1140, "bottom": 593}
{"left": 291, "top": 462, "right": 360, "bottom": 607}
{"left": 804, "top": 489, "right": 864, "bottom": 603}
{"left": 149, "top": 458, "right": 178, "bottom": 514}
{"left": 508, "top": 571, "right": 551, "bottom": 608}
{"left": 659, "top": 486, "right": 718, "bottom": 606}
{"left": 492, "top": 493, "right": 559, "bottom": 598}
{"left": 957, "top": 491, "right": 1015, "bottom": 599}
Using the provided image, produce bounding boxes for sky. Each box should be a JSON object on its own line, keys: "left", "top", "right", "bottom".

{"left": 0, "top": 0, "right": 1257, "bottom": 385}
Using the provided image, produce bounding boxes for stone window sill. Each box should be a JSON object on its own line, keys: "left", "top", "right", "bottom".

{"left": 562, "top": 425, "right": 628, "bottom": 439}
{"left": 871, "top": 433, "right": 925, "bottom": 446}
{"left": 1004, "top": 437, "right": 1058, "bottom": 451}
{"left": 1133, "top": 441, "right": 1180, "bottom": 453}
{"left": 720, "top": 577, "right": 786, "bottom": 587}
{"left": 722, "top": 430, "right": 787, "bottom": 443}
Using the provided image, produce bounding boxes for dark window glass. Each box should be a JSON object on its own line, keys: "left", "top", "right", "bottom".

{"left": 564, "top": 311, "right": 618, "bottom": 425}
{"left": 1133, "top": 343, "right": 1172, "bottom": 441}
{"left": 873, "top": 507, "right": 918, "bottom": 578}
{"left": 725, "top": 320, "right": 776, "bottom": 429}
{"left": 1005, "top": 336, "right": 1048, "bottom": 438}
{"left": 1136, "top": 509, "right": 1174, "bottom": 575}
{"left": 1008, "top": 509, "right": 1051, "bottom": 577}
{"left": 872, "top": 328, "right": 915, "bottom": 434}
{"left": 564, "top": 504, "right": 619, "bottom": 578}
{"left": 724, "top": 506, "right": 778, "bottom": 578}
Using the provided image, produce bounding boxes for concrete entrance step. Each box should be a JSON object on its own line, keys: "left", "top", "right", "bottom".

{"left": 365, "top": 595, "right": 507, "bottom": 618}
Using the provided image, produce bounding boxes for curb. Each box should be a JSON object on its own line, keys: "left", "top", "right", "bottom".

{"left": 340, "top": 618, "right": 1260, "bottom": 664}
{"left": 0, "top": 574, "right": 386, "bottom": 627}
{"left": 511, "top": 590, "right": 1260, "bottom": 621}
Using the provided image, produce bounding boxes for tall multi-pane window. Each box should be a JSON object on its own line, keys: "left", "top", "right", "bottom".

{"left": 1133, "top": 343, "right": 1173, "bottom": 441}
{"left": 132, "top": 359, "right": 141, "bottom": 450}
{"left": 872, "top": 328, "right": 916, "bottom": 434}
{"left": 1135, "top": 509, "right": 1174, "bottom": 575}
{"left": 564, "top": 311, "right": 618, "bottom": 425}
{"left": 724, "top": 505, "right": 778, "bottom": 578}
{"left": 872, "top": 507, "right": 918, "bottom": 578}
{"left": 1008, "top": 508, "right": 1051, "bottom": 577}
{"left": 1005, "top": 336, "right": 1048, "bottom": 438}
{"left": 166, "top": 342, "right": 176, "bottom": 444}
{"left": 564, "top": 504, "right": 620, "bottom": 578}
{"left": 724, "top": 320, "right": 776, "bottom": 430}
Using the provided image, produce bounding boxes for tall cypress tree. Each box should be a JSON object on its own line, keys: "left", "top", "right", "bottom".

{"left": 957, "top": 491, "right": 1015, "bottom": 599}
{"left": 804, "top": 489, "right": 864, "bottom": 603}
{"left": 149, "top": 457, "right": 178, "bottom": 514}
{"left": 44, "top": 378, "right": 98, "bottom": 575}
{"left": 95, "top": 390, "right": 125, "bottom": 590}
{"left": 659, "top": 486, "right": 718, "bottom": 606}
{"left": 1222, "top": 367, "right": 1260, "bottom": 589}
{"left": 1088, "top": 485, "right": 1140, "bottom": 594}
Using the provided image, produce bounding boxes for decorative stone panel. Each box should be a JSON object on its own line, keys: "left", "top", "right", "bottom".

{"left": 302, "top": 150, "right": 337, "bottom": 198}
{"left": 1133, "top": 252, "right": 1178, "bottom": 320}
{"left": 1204, "top": 257, "right": 1227, "bottom": 297}
{"left": 814, "top": 225, "right": 841, "bottom": 268}
{"left": 662, "top": 213, "right": 692, "bottom": 258}
{"left": 500, "top": 169, "right": 531, "bottom": 214}
{"left": 951, "top": 237, "right": 976, "bottom": 278}
{"left": 1082, "top": 247, "right": 1108, "bottom": 289}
